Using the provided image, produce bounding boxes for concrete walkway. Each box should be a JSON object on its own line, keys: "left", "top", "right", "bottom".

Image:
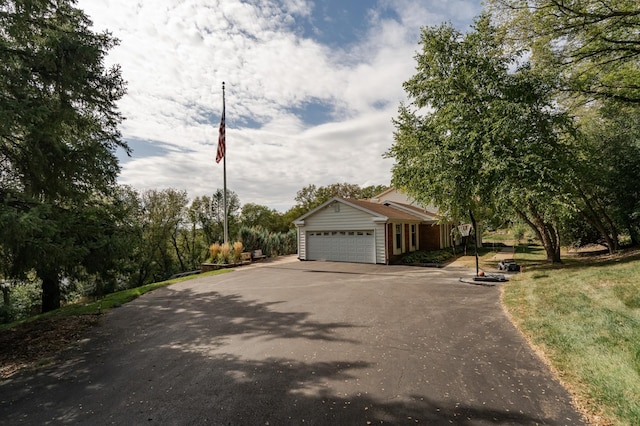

{"left": 491, "top": 246, "right": 516, "bottom": 261}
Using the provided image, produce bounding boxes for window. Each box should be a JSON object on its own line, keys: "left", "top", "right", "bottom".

{"left": 395, "top": 224, "right": 402, "bottom": 250}
{"left": 411, "top": 224, "right": 416, "bottom": 249}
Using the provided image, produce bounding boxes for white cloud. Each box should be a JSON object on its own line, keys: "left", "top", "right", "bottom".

{"left": 78, "top": 0, "right": 481, "bottom": 211}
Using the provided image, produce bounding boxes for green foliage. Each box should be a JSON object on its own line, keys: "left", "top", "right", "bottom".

{"left": 0, "top": 304, "right": 17, "bottom": 324}
{"left": 240, "top": 203, "right": 289, "bottom": 233}
{"left": 387, "top": 15, "right": 569, "bottom": 262}
{"left": 488, "top": 0, "right": 640, "bottom": 252}
{"left": 558, "top": 209, "right": 603, "bottom": 248}
{"left": 511, "top": 223, "right": 526, "bottom": 243}
{"left": 0, "top": 0, "right": 127, "bottom": 199}
{"left": 238, "top": 226, "right": 261, "bottom": 252}
{"left": 399, "top": 250, "right": 453, "bottom": 265}
{"left": 294, "top": 183, "right": 388, "bottom": 212}
{"left": 237, "top": 226, "right": 297, "bottom": 257}
{"left": 131, "top": 188, "right": 189, "bottom": 285}
{"left": 574, "top": 104, "right": 640, "bottom": 247}
{"left": 489, "top": 0, "right": 640, "bottom": 104}
{"left": 282, "top": 229, "right": 298, "bottom": 254}
{"left": 207, "top": 188, "right": 241, "bottom": 242}
{"left": 0, "top": 278, "right": 40, "bottom": 324}
{"left": 0, "top": 269, "right": 232, "bottom": 330}
{"left": 0, "top": 0, "right": 127, "bottom": 312}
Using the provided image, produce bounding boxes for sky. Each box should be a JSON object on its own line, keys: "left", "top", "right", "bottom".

{"left": 77, "top": 0, "right": 483, "bottom": 212}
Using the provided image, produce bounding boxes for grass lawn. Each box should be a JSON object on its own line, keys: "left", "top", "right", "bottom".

{"left": 503, "top": 248, "right": 640, "bottom": 425}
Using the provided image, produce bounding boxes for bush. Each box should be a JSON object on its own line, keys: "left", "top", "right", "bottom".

{"left": 233, "top": 241, "right": 244, "bottom": 262}
{"left": 0, "top": 303, "right": 18, "bottom": 324}
{"left": 238, "top": 226, "right": 261, "bottom": 252}
{"left": 206, "top": 241, "right": 245, "bottom": 264}
{"left": 237, "top": 226, "right": 298, "bottom": 257}
{"left": 400, "top": 249, "right": 453, "bottom": 265}
{"left": 559, "top": 211, "right": 603, "bottom": 248}
{"left": 209, "top": 243, "right": 221, "bottom": 261}
{"left": 512, "top": 223, "right": 526, "bottom": 243}
{"left": 0, "top": 278, "right": 42, "bottom": 324}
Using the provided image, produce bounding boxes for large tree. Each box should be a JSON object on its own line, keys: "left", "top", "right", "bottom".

{"left": 387, "top": 16, "right": 575, "bottom": 262}
{"left": 489, "top": 0, "right": 640, "bottom": 251}
{"left": 208, "top": 188, "right": 241, "bottom": 242}
{"left": 489, "top": 0, "right": 640, "bottom": 104}
{"left": 569, "top": 103, "right": 640, "bottom": 247}
{"left": 0, "top": 0, "right": 127, "bottom": 311}
{"left": 240, "top": 203, "right": 289, "bottom": 233}
{"left": 134, "top": 189, "right": 188, "bottom": 284}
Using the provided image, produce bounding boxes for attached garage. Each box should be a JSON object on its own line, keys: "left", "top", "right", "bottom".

{"left": 306, "top": 230, "right": 375, "bottom": 263}
{"left": 293, "top": 195, "right": 444, "bottom": 264}
{"left": 294, "top": 198, "right": 387, "bottom": 264}
{"left": 293, "top": 188, "right": 451, "bottom": 264}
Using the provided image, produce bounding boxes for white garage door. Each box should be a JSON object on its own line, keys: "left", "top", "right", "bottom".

{"left": 306, "top": 230, "right": 375, "bottom": 264}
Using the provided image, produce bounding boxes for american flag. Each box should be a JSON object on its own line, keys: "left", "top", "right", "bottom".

{"left": 216, "top": 103, "right": 225, "bottom": 163}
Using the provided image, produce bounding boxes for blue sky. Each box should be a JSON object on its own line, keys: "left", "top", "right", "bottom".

{"left": 77, "top": 0, "right": 482, "bottom": 211}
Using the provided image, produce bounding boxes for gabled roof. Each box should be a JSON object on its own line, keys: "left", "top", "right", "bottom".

{"left": 293, "top": 197, "right": 430, "bottom": 225}
{"left": 344, "top": 199, "right": 425, "bottom": 221}
{"left": 383, "top": 201, "right": 440, "bottom": 221}
{"left": 369, "top": 186, "right": 399, "bottom": 202}
{"left": 370, "top": 187, "right": 441, "bottom": 219}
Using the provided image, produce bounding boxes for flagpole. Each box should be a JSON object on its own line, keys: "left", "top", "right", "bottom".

{"left": 222, "top": 82, "right": 228, "bottom": 244}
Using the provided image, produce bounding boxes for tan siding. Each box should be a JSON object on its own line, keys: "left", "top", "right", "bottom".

{"left": 374, "top": 223, "right": 386, "bottom": 264}
{"left": 304, "top": 203, "right": 379, "bottom": 230}
{"left": 441, "top": 224, "right": 452, "bottom": 248}
{"left": 298, "top": 227, "right": 306, "bottom": 259}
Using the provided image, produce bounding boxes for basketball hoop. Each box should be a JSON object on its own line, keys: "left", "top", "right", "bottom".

{"left": 458, "top": 223, "right": 473, "bottom": 237}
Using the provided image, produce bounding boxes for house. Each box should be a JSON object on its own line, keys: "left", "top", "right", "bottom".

{"left": 293, "top": 188, "right": 454, "bottom": 264}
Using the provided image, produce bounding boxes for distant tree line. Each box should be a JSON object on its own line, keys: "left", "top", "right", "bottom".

{"left": 0, "top": 181, "right": 386, "bottom": 322}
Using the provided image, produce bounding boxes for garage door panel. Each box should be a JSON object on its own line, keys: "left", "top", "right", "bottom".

{"left": 307, "top": 231, "right": 375, "bottom": 264}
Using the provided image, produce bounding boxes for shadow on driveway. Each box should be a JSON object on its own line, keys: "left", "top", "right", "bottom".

{"left": 0, "top": 261, "right": 585, "bottom": 425}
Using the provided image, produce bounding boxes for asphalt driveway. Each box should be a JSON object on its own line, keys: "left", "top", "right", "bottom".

{"left": 0, "top": 257, "right": 585, "bottom": 425}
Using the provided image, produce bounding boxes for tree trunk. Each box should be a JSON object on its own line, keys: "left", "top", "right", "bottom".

{"left": 1, "top": 285, "right": 10, "bottom": 306}
{"left": 470, "top": 210, "right": 480, "bottom": 276}
{"left": 551, "top": 223, "right": 562, "bottom": 263}
{"left": 575, "top": 186, "right": 618, "bottom": 253}
{"left": 537, "top": 220, "right": 562, "bottom": 263}
{"left": 41, "top": 273, "right": 61, "bottom": 313}
{"left": 515, "top": 206, "right": 562, "bottom": 263}
{"left": 171, "top": 233, "right": 186, "bottom": 271}
{"left": 628, "top": 224, "right": 640, "bottom": 246}
{"left": 600, "top": 210, "right": 619, "bottom": 251}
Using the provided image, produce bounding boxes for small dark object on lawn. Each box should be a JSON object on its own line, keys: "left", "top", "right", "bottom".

{"left": 498, "top": 259, "right": 520, "bottom": 272}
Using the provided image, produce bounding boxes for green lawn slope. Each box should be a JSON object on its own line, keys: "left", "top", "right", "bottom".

{"left": 503, "top": 249, "right": 640, "bottom": 425}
